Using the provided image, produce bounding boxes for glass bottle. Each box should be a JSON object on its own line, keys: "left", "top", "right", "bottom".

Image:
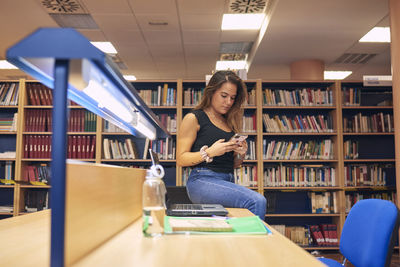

{"left": 142, "top": 166, "right": 166, "bottom": 237}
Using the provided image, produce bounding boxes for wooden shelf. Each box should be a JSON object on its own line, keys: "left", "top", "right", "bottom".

{"left": 0, "top": 105, "right": 18, "bottom": 109}
{"left": 148, "top": 106, "right": 177, "bottom": 109}
{"left": 266, "top": 213, "right": 340, "bottom": 217}
{"left": 0, "top": 158, "right": 16, "bottom": 161}
{"left": 263, "top": 132, "right": 337, "bottom": 136}
{"left": 102, "top": 132, "right": 176, "bottom": 136}
{"left": 101, "top": 159, "right": 176, "bottom": 163}
{"left": 24, "top": 105, "right": 84, "bottom": 109}
{"left": 263, "top": 105, "right": 335, "bottom": 109}
{"left": 343, "top": 132, "right": 394, "bottom": 135}
{"left": 303, "top": 247, "right": 339, "bottom": 251}
{"left": 342, "top": 105, "right": 393, "bottom": 109}
{"left": 343, "top": 186, "right": 396, "bottom": 191}
{"left": 263, "top": 159, "right": 338, "bottom": 163}
{"left": 343, "top": 159, "right": 395, "bottom": 162}
{"left": 0, "top": 131, "right": 17, "bottom": 135}
{"left": 20, "top": 185, "right": 51, "bottom": 189}
{"left": 21, "top": 158, "right": 95, "bottom": 162}
{"left": 0, "top": 185, "right": 15, "bottom": 188}
{"left": 0, "top": 212, "right": 13, "bottom": 215}
{"left": 264, "top": 187, "right": 341, "bottom": 191}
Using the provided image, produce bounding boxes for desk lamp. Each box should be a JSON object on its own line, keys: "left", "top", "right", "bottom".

{"left": 7, "top": 28, "right": 169, "bottom": 267}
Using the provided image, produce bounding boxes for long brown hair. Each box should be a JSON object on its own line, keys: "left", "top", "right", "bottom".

{"left": 195, "top": 71, "right": 247, "bottom": 132}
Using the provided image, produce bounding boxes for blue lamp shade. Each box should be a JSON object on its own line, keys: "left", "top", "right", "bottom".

{"left": 6, "top": 28, "right": 169, "bottom": 140}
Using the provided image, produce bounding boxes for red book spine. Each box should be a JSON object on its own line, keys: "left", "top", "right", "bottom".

{"left": 67, "top": 135, "right": 72, "bottom": 159}
{"left": 72, "top": 135, "right": 77, "bottom": 159}
{"left": 77, "top": 135, "right": 82, "bottom": 159}
{"left": 90, "top": 136, "right": 96, "bottom": 159}
{"left": 82, "top": 135, "right": 86, "bottom": 159}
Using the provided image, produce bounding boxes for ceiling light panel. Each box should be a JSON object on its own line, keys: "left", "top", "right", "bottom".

{"left": 0, "top": 60, "right": 18, "bottom": 69}
{"left": 359, "top": 27, "right": 390, "bottom": 43}
{"left": 90, "top": 42, "right": 118, "bottom": 54}
{"left": 324, "top": 71, "right": 352, "bottom": 80}
{"left": 222, "top": 14, "right": 265, "bottom": 30}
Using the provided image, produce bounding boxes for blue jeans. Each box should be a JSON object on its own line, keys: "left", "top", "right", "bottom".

{"left": 186, "top": 167, "right": 267, "bottom": 220}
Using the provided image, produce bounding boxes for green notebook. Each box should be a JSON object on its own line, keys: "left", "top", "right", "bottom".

{"left": 164, "top": 216, "right": 272, "bottom": 235}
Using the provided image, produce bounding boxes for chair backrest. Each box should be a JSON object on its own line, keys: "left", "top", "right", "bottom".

{"left": 340, "top": 199, "right": 399, "bottom": 267}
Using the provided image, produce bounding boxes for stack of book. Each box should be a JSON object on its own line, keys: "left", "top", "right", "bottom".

{"left": 263, "top": 165, "right": 336, "bottom": 187}
{"left": 263, "top": 88, "right": 333, "bottom": 106}
{"left": 103, "top": 138, "right": 139, "bottom": 160}
{"left": 310, "top": 191, "right": 338, "bottom": 213}
{"left": 158, "top": 114, "right": 177, "bottom": 133}
{"left": 184, "top": 88, "right": 204, "bottom": 106}
{"left": 26, "top": 83, "right": 52, "bottom": 105}
{"left": 242, "top": 114, "right": 256, "bottom": 132}
{"left": 344, "top": 164, "right": 389, "bottom": 186}
{"left": 244, "top": 88, "right": 256, "bottom": 106}
{"left": 0, "top": 82, "right": 19, "bottom": 105}
{"left": 343, "top": 112, "right": 394, "bottom": 132}
{"left": 345, "top": 192, "right": 396, "bottom": 212}
{"left": 309, "top": 224, "right": 339, "bottom": 247}
{"left": 0, "top": 113, "right": 17, "bottom": 132}
{"left": 22, "top": 164, "right": 50, "bottom": 184}
{"left": 263, "top": 114, "right": 333, "bottom": 133}
{"left": 343, "top": 140, "right": 359, "bottom": 159}
{"left": 234, "top": 165, "right": 257, "bottom": 186}
{"left": 138, "top": 84, "right": 176, "bottom": 106}
{"left": 263, "top": 139, "right": 333, "bottom": 160}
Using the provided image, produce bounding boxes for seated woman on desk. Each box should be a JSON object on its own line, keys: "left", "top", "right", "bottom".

{"left": 177, "top": 70, "right": 266, "bottom": 220}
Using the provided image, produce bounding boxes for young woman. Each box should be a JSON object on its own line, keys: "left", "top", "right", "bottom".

{"left": 177, "top": 71, "right": 266, "bottom": 219}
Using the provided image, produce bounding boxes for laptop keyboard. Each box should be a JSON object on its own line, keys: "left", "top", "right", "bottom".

{"left": 175, "top": 204, "right": 204, "bottom": 210}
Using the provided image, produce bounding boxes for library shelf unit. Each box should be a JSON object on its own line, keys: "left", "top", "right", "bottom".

{"left": 0, "top": 78, "right": 396, "bottom": 251}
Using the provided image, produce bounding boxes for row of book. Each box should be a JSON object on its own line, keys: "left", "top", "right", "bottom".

{"left": 24, "top": 109, "right": 96, "bottom": 132}
{"left": 242, "top": 114, "right": 256, "bottom": 132}
{"left": 246, "top": 88, "right": 256, "bottom": 106}
{"left": 0, "top": 82, "right": 19, "bottom": 105}
{"left": 25, "top": 189, "right": 48, "bottom": 212}
{"left": 310, "top": 191, "right": 338, "bottom": 214}
{"left": 158, "top": 114, "right": 177, "bottom": 133}
{"left": 26, "top": 83, "right": 53, "bottom": 105}
{"left": 263, "top": 139, "right": 333, "bottom": 160}
{"left": 245, "top": 140, "right": 256, "bottom": 160}
{"left": 263, "top": 165, "right": 336, "bottom": 187}
{"left": 22, "top": 164, "right": 51, "bottom": 184}
{"left": 344, "top": 164, "right": 390, "bottom": 186}
{"left": 263, "top": 88, "right": 333, "bottom": 106}
{"left": 23, "top": 135, "right": 96, "bottom": 159}
{"left": 183, "top": 87, "right": 203, "bottom": 106}
{"left": 138, "top": 84, "right": 176, "bottom": 106}
{"left": 103, "top": 120, "right": 126, "bottom": 133}
{"left": 0, "top": 113, "right": 17, "bottom": 132}
{"left": 271, "top": 224, "right": 339, "bottom": 247}
{"left": 234, "top": 165, "right": 257, "bottom": 186}
{"left": 345, "top": 193, "right": 396, "bottom": 212}
{"left": 103, "top": 138, "right": 139, "bottom": 160}
{"left": 148, "top": 138, "right": 176, "bottom": 160}
{"left": 0, "top": 151, "right": 16, "bottom": 159}
{"left": 343, "top": 112, "right": 394, "bottom": 133}
{"left": 1, "top": 161, "right": 13, "bottom": 184}
{"left": 343, "top": 140, "right": 359, "bottom": 159}
{"left": 262, "top": 114, "right": 333, "bottom": 133}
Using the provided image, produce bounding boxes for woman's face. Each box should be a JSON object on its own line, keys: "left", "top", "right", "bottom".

{"left": 211, "top": 82, "right": 237, "bottom": 115}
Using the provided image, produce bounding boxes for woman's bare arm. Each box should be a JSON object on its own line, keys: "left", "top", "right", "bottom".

{"left": 176, "top": 113, "right": 204, "bottom": 167}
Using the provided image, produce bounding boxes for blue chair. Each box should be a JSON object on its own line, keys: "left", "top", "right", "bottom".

{"left": 319, "top": 199, "right": 399, "bottom": 267}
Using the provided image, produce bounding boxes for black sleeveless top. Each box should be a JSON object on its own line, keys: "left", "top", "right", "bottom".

{"left": 190, "top": 109, "right": 235, "bottom": 173}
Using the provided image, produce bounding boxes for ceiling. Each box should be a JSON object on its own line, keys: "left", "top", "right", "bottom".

{"left": 0, "top": 0, "right": 391, "bottom": 80}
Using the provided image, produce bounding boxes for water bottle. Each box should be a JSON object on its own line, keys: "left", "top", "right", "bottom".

{"left": 142, "top": 163, "right": 166, "bottom": 237}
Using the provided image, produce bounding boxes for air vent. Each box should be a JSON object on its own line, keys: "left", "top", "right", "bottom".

{"left": 50, "top": 14, "right": 98, "bottom": 29}
{"left": 229, "top": 0, "right": 267, "bottom": 13}
{"left": 334, "top": 53, "right": 377, "bottom": 64}
{"left": 220, "top": 42, "right": 253, "bottom": 54}
{"left": 40, "top": 0, "right": 87, "bottom": 14}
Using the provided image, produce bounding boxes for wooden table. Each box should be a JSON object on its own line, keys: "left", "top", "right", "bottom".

{"left": 0, "top": 208, "right": 324, "bottom": 267}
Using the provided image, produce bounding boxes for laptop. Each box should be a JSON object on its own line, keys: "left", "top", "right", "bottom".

{"left": 167, "top": 203, "right": 229, "bottom": 217}
{"left": 148, "top": 149, "right": 229, "bottom": 217}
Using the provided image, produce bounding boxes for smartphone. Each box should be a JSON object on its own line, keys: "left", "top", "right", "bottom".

{"left": 230, "top": 134, "right": 248, "bottom": 143}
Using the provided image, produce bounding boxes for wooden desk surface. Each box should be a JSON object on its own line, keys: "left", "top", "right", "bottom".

{"left": 0, "top": 209, "right": 324, "bottom": 267}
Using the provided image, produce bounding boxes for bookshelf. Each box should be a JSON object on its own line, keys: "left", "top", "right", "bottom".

{"left": 1, "top": 78, "right": 396, "bottom": 250}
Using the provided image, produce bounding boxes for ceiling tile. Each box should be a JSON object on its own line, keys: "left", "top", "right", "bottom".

{"left": 81, "top": 0, "right": 132, "bottom": 14}
{"left": 91, "top": 14, "right": 139, "bottom": 31}
{"left": 103, "top": 30, "right": 145, "bottom": 45}
{"left": 78, "top": 29, "right": 107, "bottom": 41}
{"left": 128, "top": 0, "right": 177, "bottom": 14}
{"left": 135, "top": 14, "right": 179, "bottom": 31}
{"left": 180, "top": 14, "right": 222, "bottom": 30}
{"left": 177, "top": 0, "right": 225, "bottom": 14}
{"left": 182, "top": 30, "right": 220, "bottom": 44}
{"left": 142, "top": 30, "right": 182, "bottom": 45}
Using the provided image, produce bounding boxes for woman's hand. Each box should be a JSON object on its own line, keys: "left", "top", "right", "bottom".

{"left": 206, "top": 139, "right": 238, "bottom": 158}
{"left": 234, "top": 140, "right": 248, "bottom": 158}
